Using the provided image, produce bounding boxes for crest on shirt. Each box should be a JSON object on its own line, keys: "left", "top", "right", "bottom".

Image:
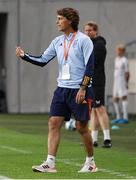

{"left": 73, "top": 40, "right": 78, "bottom": 47}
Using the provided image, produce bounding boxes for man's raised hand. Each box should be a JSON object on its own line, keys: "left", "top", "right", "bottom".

{"left": 16, "top": 47, "right": 25, "bottom": 58}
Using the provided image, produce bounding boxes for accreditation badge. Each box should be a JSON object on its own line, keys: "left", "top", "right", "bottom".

{"left": 61, "top": 63, "right": 70, "bottom": 80}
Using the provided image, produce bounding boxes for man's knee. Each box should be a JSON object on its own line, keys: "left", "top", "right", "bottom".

{"left": 96, "top": 105, "right": 106, "bottom": 114}
{"left": 48, "top": 117, "right": 64, "bottom": 131}
{"left": 76, "top": 121, "right": 88, "bottom": 134}
{"left": 113, "top": 97, "right": 119, "bottom": 102}
{"left": 122, "top": 96, "right": 127, "bottom": 100}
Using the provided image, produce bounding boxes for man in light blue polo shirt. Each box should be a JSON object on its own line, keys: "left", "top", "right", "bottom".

{"left": 16, "top": 7, "right": 97, "bottom": 173}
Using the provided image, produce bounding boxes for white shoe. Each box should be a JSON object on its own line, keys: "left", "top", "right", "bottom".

{"left": 32, "top": 161, "right": 57, "bottom": 173}
{"left": 78, "top": 163, "right": 98, "bottom": 173}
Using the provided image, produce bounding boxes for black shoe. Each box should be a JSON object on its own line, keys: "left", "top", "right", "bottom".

{"left": 102, "top": 139, "right": 112, "bottom": 148}
{"left": 93, "top": 141, "right": 98, "bottom": 147}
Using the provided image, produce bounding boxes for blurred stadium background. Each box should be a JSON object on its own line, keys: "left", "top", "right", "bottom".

{"left": 0, "top": 0, "right": 136, "bottom": 114}
{"left": 0, "top": 1, "right": 136, "bottom": 179}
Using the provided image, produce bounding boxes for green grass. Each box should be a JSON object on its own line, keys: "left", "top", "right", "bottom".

{"left": 0, "top": 114, "right": 136, "bottom": 179}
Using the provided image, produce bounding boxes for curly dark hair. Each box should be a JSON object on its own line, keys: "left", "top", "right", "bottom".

{"left": 57, "top": 7, "right": 80, "bottom": 31}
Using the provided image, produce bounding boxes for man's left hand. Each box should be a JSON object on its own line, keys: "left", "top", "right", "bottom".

{"left": 76, "top": 87, "right": 86, "bottom": 104}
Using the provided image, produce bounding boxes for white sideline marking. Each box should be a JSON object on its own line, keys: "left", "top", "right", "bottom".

{"left": 0, "top": 175, "right": 12, "bottom": 179}
{"left": 0, "top": 145, "right": 135, "bottom": 179}
{"left": 0, "top": 145, "right": 30, "bottom": 180}
{"left": 57, "top": 158, "right": 136, "bottom": 179}
{"left": 0, "top": 145, "right": 32, "bottom": 154}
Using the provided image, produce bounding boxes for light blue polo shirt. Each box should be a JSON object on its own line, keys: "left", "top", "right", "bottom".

{"left": 24, "top": 31, "right": 93, "bottom": 89}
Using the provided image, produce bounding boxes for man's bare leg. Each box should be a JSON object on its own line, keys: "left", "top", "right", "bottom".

{"left": 32, "top": 116, "right": 64, "bottom": 172}
{"left": 76, "top": 121, "right": 98, "bottom": 172}
{"left": 95, "top": 106, "right": 110, "bottom": 130}
{"left": 95, "top": 106, "right": 111, "bottom": 147}
{"left": 76, "top": 121, "right": 93, "bottom": 156}
{"left": 48, "top": 116, "right": 64, "bottom": 156}
{"left": 91, "top": 108, "right": 100, "bottom": 146}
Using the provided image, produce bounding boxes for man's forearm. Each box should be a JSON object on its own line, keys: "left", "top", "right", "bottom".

{"left": 81, "top": 76, "right": 92, "bottom": 90}
{"left": 81, "top": 52, "right": 94, "bottom": 89}
{"left": 21, "top": 53, "right": 55, "bottom": 67}
{"left": 21, "top": 54, "right": 48, "bottom": 67}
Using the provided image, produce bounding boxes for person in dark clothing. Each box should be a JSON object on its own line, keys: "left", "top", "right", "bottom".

{"left": 92, "top": 36, "right": 106, "bottom": 88}
{"left": 84, "top": 21, "right": 112, "bottom": 148}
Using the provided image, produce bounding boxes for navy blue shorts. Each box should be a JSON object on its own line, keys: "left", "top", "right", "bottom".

{"left": 92, "top": 86, "right": 105, "bottom": 108}
{"left": 50, "top": 87, "right": 93, "bottom": 122}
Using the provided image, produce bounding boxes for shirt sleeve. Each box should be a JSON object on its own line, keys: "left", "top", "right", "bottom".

{"left": 81, "top": 37, "right": 94, "bottom": 87}
{"left": 82, "top": 37, "right": 94, "bottom": 66}
{"left": 95, "top": 40, "right": 107, "bottom": 66}
{"left": 22, "top": 39, "right": 57, "bottom": 67}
